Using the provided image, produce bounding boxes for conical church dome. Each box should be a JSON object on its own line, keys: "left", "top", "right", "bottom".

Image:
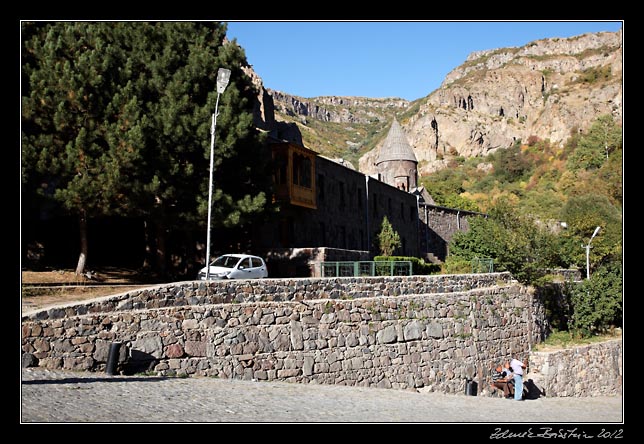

{"left": 376, "top": 118, "right": 417, "bottom": 164}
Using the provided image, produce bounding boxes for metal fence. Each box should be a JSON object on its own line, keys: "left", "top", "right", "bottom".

{"left": 320, "top": 261, "right": 412, "bottom": 277}
{"left": 471, "top": 257, "right": 494, "bottom": 273}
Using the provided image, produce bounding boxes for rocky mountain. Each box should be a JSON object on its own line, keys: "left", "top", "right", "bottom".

{"left": 266, "top": 91, "right": 410, "bottom": 167}
{"left": 241, "top": 59, "right": 409, "bottom": 166}
{"left": 247, "top": 29, "right": 622, "bottom": 177}
{"left": 269, "top": 91, "right": 409, "bottom": 125}
{"left": 241, "top": 62, "right": 304, "bottom": 146}
{"left": 359, "top": 30, "right": 622, "bottom": 176}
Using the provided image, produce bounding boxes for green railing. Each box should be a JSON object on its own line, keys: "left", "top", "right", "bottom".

{"left": 320, "top": 261, "right": 412, "bottom": 277}
{"left": 471, "top": 257, "right": 494, "bottom": 273}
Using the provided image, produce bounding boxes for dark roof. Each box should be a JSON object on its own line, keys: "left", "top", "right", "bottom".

{"left": 376, "top": 118, "right": 418, "bottom": 164}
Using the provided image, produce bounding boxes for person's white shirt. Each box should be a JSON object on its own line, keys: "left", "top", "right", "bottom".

{"left": 510, "top": 358, "right": 525, "bottom": 376}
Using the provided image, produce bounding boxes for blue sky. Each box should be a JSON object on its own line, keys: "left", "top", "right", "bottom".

{"left": 226, "top": 21, "right": 623, "bottom": 101}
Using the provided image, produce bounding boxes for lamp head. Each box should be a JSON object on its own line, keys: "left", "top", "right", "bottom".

{"left": 216, "top": 68, "right": 231, "bottom": 94}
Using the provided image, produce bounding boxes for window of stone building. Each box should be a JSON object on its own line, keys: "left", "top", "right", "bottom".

{"left": 388, "top": 198, "right": 392, "bottom": 215}
{"left": 357, "top": 189, "right": 363, "bottom": 209}
{"left": 293, "top": 153, "right": 312, "bottom": 188}
{"left": 339, "top": 181, "right": 345, "bottom": 209}
{"left": 410, "top": 206, "right": 415, "bottom": 222}
{"left": 400, "top": 202, "right": 405, "bottom": 221}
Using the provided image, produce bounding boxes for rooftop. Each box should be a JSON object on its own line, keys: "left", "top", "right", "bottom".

{"left": 376, "top": 118, "right": 418, "bottom": 164}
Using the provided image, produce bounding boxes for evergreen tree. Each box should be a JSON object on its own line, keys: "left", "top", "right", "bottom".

{"left": 119, "top": 22, "right": 268, "bottom": 276}
{"left": 22, "top": 22, "right": 271, "bottom": 277}
{"left": 22, "top": 22, "right": 144, "bottom": 274}
{"left": 377, "top": 216, "right": 401, "bottom": 257}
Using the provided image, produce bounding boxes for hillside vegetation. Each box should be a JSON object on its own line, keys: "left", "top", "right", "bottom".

{"left": 274, "top": 110, "right": 391, "bottom": 167}
{"left": 431, "top": 114, "right": 622, "bottom": 339}
{"left": 420, "top": 114, "right": 622, "bottom": 218}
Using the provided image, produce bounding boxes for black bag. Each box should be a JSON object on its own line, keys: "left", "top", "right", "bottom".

{"left": 465, "top": 379, "right": 478, "bottom": 396}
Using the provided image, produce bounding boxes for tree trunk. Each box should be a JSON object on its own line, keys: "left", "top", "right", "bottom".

{"left": 142, "top": 219, "right": 154, "bottom": 271}
{"left": 75, "top": 210, "right": 88, "bottom": 275}
{"left": 155, "top": 217, "right": 167, "bottom": 278}
{"left": 183, "top": 230, "right": 194, "bottom": 277}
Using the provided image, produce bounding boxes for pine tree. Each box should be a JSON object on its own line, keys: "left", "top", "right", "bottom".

{"left": 124, "top": 22, "right": 269, "bottom": 276}
{"left": 377, "top": 216, "right": 401, "bottom": 257}
{"left": 22, "top": 22, "right": 271, "bottom": 276}
{"left": 22, "top": 22, "right": 144, "bottom": 274}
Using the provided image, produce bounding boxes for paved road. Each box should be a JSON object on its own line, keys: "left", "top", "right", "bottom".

{"left": 21, "top": 368, "right": 623, "bottom": 426}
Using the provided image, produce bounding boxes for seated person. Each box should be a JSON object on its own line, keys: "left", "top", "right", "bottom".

{"left": 490, "top": 363, "right": 513, "bottom": 398}
{"left": 503, "top": 361, "right": 517, "bottom": 397}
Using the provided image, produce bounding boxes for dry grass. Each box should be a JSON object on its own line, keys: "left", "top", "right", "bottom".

{"left": 533, "top": 329, "right": 622, "bottom": 352}
{"left": 21, "top": 267, "right": 157, "bottom": 313}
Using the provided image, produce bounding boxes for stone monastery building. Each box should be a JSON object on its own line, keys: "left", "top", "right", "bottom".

{"left": 254, "top": 116, "right": 482, "bottom": 277}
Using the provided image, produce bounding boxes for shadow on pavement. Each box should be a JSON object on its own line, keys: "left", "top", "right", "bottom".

{"left": 22, "top": 376, "right": 168, "bottom": 385}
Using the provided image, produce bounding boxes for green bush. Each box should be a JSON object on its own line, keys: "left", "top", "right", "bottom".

{"left": 442, "top": 256, "right": 472, "bottom": 275}
{"left": 564, "top": 262, "right": 622, "bottom": 338}
{"left": 578, "top": 66, "right": 612, "bottom": 84}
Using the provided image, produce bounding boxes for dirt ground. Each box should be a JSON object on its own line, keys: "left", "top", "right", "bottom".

{"left": 21, "top": 267, "right": 159, "bottom": 313}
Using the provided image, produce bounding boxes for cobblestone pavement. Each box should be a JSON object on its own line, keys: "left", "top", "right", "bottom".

{"left": 21, "top": 368, "right": 623, "bottom": 425}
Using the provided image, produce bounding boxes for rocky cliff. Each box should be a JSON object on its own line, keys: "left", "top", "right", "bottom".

{"left": 359, "top": 30, "right": 622, "bottom": 176}
{"left": 269, "top": 90, "right": 409, "bottom": 125}
{"left": 248, "top": 29, "right": 622, "bottom": 177}
{"left": 241, "top": 62, "right": 303, "bottom": 146}
{"left": 267, "top": 90, "right": 410, "bottom": 167}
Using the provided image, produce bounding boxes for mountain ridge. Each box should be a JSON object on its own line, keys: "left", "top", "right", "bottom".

{"left": 253, "top": 29, "right": 622, "bottom": 175}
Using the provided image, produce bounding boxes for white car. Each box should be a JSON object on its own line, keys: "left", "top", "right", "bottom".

{"left": 197, "top": 254, "right": 268, "bottom": 280}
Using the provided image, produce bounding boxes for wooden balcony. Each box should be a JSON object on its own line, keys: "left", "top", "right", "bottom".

{"left": 272, "top": 142, "right": 317, "bottom": 209}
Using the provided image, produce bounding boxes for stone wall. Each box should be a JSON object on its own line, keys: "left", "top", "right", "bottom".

{"left": 527, "top": 339, "right": 622, "bottom": 397}
{"left": 23, "top": 273, "right": 539, "bottom": 394}
{"left": 22, "top": 273, "right": 620, "bottom": 397}
{"left": 255, "top": 156, "right": 421, "bottom": 272}
{"left": 418, "top": 204, "right": 483, "bottom": 261}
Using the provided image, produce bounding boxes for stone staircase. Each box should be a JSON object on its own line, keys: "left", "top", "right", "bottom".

{"left": 425, "top": 253, "right": 442, "bottom": 264}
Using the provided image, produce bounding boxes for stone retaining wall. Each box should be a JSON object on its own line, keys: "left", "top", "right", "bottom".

{"left": 21, "top": 273, "right": 621, "bottom": 397}
{"left": 23, "top": 273, "right": 517, "bottom": 322}
{"left": 527, "top": 339, "right": 622, "bottom": 397}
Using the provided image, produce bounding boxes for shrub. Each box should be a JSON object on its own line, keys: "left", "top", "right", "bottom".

{"left": 565, "top": 262, "right": 622, "bottom": 338}
{"left": 377, "top": 216, "right": 401, "bottom": 257}
{"left": 441, "top": 256, "right": 472, "bottom": 275}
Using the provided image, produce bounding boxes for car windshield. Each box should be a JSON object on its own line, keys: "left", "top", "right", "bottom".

{"left": 211, "top": 255, "right": 240, "bottom": 269}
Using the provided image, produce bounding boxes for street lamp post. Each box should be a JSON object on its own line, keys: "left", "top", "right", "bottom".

{"left": 583, "top": 226, "right": 601, "bottom": 280}
{"left": 205, "top": 67, "right": 231, "bottom": 280}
